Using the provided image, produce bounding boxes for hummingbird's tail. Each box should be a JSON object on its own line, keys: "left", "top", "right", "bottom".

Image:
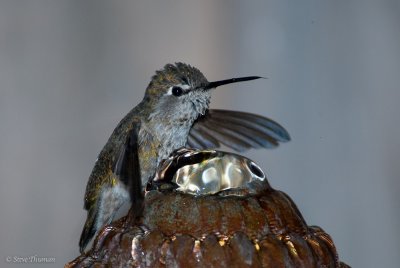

{"left": 79, "top": 183, "right": 130, "bottom": 253}
{"left": 79, "top": 210, "right": 97, "bottom": 253}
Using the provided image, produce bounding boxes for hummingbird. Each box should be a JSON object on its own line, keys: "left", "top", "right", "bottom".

{"left": 79, "top": 62, "right": 290, "bottom": 253}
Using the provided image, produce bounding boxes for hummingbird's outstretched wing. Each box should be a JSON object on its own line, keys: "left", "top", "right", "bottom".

{"left": 187, "top": 109, "right": 290, "bottom": 152}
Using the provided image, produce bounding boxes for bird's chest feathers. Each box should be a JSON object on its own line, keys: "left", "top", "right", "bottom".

{"left": 152, "top": 122, "right": 191, "bottom": 157}
{"left": 139, "top": 120, "right": 192, "bottom": 166}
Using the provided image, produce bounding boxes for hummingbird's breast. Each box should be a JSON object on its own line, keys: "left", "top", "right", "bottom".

{"left": 138, "top": 119, "right": 193, "bottom": 184}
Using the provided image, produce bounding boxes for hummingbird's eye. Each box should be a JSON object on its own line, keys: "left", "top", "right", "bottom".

{"left": 172, "top": 86, "right": 183, "bottom": 96}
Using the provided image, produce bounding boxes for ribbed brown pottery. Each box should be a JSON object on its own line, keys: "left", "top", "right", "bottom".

{"left": 67, "top": 178, "right": 349, "bottom": 267}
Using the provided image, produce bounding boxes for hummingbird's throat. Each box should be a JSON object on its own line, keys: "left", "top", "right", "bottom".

{"left": 190, "top": 92, "right": 210, "bottom": 116}
{"left": 191, "top": 99, "right": 208, "bottom": 116}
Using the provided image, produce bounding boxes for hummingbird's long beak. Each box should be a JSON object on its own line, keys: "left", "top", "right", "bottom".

{"left": 204, "top": 76, "right": 264, "bottom": 90}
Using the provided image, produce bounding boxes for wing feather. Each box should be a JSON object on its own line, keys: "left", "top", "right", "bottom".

{"left": 187, "top": 109, "right": 290, "bottom": 151}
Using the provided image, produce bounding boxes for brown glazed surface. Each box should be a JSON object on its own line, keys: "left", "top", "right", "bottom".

{"left": 67, "top": 183, "right": 349, "bottom": 268}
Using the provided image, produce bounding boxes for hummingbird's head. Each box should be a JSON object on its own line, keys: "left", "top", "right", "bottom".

{"left": 145, "top": 63, "right": 210, "bottom": 121}
{"left": 145, "top": 62, "right": 262, "bottom": 123}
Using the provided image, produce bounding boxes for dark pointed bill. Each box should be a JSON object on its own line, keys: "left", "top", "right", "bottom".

{"left": 204, "top": 76, "right": 264, "bottom": 90}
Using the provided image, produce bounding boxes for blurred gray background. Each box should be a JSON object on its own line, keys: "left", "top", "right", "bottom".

{"left": 0, "top": 1, "right": 399, "bottom": 267}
